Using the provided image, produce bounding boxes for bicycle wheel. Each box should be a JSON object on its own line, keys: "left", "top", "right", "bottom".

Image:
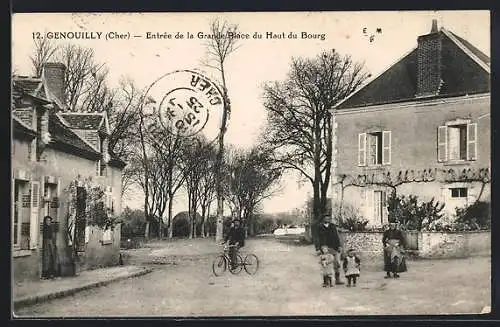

{"left": 229, "top": 254, "right": 243, "bottom": 275}
{"left": 212, "top": 255, "right": 227, "bottom": 277}
{"left": 244, "top": 253, "right": 259, "bottom": 275}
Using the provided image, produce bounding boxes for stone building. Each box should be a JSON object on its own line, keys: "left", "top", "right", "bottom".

{"left": 12, "top": 63, "right": 125, "bottom": 282}
{"left": 330, "top": 20, "right": 490, "bottom": 227}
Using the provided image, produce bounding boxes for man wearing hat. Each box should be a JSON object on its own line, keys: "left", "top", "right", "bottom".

{"left": 317, "top": 213, "right": 344, "bottom": 285}
{"left": 222, "top": 219, "right": 245, "bottom": 270}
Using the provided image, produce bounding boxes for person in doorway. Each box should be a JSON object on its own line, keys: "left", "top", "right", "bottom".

{"left": 317, "top": 213, "right": 344, "bottom": 285}
{"left": 222, "top": 219, "right": 245, "bottom": 270}
{"left": 382, "top": 222, "right": 407, "bottom": 278}
{"left": 42, "top": 216, "right": 57, "bottom": 279}
{"left": 343, "top": 248, "right": 361, "bottom": 287}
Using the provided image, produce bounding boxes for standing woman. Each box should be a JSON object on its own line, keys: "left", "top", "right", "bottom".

{"left": 42, "top": 216, "right": 57, "bottom": 279}
{"left": 382, "top": 222, "right": 407, "bottom": 278}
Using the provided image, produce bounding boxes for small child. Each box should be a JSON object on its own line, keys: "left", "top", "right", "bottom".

{"left": 343, "top": 248, "right": 361, "bottom": 287}
{"left": 319, "top": 245, "right": 334, "bottom": 287}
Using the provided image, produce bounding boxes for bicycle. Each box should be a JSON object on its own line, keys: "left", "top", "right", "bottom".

{"left": 212, "top": 244, "right": 260, "bottom": 277}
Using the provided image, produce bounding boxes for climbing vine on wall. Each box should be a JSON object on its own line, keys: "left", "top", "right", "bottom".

{"left": 86, "top": 184, "right": 118, "bottom": 230}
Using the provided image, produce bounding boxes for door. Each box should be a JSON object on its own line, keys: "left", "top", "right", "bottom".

{"left": 74, "top": 187, "right": 87, "bottom": 252}
{"left": 374, "top": 190, "right": 385, "bottom": 225}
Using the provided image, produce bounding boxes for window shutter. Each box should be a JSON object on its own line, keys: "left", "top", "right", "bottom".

{"left": 358, "top": 133, "right": 367, "bottom": 166}
{"left": 437, "top": 126, "right": 447, "bottom": 162}
{"left": 30, "top": 181, "right": 40, "bottom": 249}
{"left": 382, "top": 131, "right": 391, "bottom": 165}
{"left": 467, "top": 123, "right": 477, "bottom": 160}
{"left": 85, "top": 226, "right": 90, "bottom": 244}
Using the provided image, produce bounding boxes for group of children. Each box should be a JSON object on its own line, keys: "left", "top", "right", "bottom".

{"left": 319, "top": 245, "right": 361, "bottom": 288}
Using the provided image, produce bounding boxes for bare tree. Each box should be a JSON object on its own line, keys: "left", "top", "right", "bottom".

{"left": 30, "top": 38, "right": 58, "bottom": 77}
{"left": 196, "top": 144, "right": 217, "bottom": 237}
{"left": 224, "top": 146, "right": 283, "bottom": 236}
{"left": 203, "top": 18, "right": 241, "bottom": 242}
{"left": 108, "top": 78, "right": 144, "bottom": 197}
{"left": 179, "top": 138, "right": 210, "bottom": 239}
{"left": 262, "top": 49, "right": 369, "bottom": 247}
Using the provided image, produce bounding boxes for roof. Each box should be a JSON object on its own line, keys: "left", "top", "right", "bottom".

{"left": 58, "top": 112, "right": 105, "bottom": 130}
{"left": 48, "top": 114, "right": 101, "bottom": 157}
{"left": 109, "top": 155, "right": 126, "bottom": 168}
{"left": 448, "top": 31, "right": 490, "bottom": 66}
{"left": 336, "top": 27, "right": 490, "bottom": 109}
{"left": 13, "top": 117, "right": 37, "bottom": 138}
{"left": 12, "top": 76, "right": 49, "bottom": 102}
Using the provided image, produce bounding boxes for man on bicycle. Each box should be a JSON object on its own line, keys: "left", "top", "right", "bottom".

{"left": 222, "top": 219, "right": 245, "bottom": 270}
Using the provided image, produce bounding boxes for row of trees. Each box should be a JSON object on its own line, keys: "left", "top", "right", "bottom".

{"left": 28, "top": 23, "right": 282, "bottom": 240}
{"left": 28, "top": 19, "right": 373, "bottom": 244}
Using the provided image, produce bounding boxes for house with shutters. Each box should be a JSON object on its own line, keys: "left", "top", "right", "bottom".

{"left": 330, "top": 20, "right": 490, "bottom": 227}
{"left": 12, "top": 62, "right": 125, "bottom": 282}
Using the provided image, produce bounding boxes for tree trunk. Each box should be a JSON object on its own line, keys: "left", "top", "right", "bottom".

{"left": 144, "top": 221, "right": 150, "bottom": 239}
{"left": 201, "top": 204, "right": 206, "bottom": 238}
{"left": 188, "top": 191, "right": 193, "bottom": 239}
{"left": 216, "top": 64, "right": 230, "bottom": 243}
{"left": 158, "top": 216, "right": 163, "bottom": 240}
{"left": 167, "top": 198, "right": 174, "bottom": 238}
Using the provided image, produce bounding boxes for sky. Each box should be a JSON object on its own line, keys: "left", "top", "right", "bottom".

{"left": 12, "top": 11, "right": 490, "bottom": 216}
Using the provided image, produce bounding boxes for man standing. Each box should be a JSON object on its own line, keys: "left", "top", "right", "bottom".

{"left": 317, "top": 213, "right": 344, "bottom": 285}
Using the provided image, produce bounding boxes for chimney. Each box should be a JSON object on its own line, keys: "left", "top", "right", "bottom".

{"left": 431, "top": 19, "right": 438, "bottom": 33}
{"left": 416, "top": 20, "right": 443, "bottom": 97}
{"left": 42, "top": 62, "right": 66, "bottom": 106}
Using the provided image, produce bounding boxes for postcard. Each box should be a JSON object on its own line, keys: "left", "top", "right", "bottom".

{"left": 11, "top": 11, "right": 491, "bottom": 317}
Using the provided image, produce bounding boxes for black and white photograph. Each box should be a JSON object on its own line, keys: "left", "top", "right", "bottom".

{"left": 11, "top": 11, "right": 491, "bottom": 317}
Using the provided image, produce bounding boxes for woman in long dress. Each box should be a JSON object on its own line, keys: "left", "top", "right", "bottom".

{"left": 42, "top": 216, "right": 57, "bottom": 279}
{"left": 382, "top": 222, "right": 407, "bottom": 278}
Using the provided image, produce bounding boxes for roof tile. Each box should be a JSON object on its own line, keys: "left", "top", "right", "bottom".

{"left": 59, "top": 113, "right": 104, "bottom": 130}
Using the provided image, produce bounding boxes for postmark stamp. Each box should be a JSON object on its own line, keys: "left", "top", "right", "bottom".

{"left": 144, "top": 69, "right": 225, "bottom": 139}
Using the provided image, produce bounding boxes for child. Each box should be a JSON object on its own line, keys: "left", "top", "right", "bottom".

{"left": 319, "top": 245, "right": 334, "bottom": 287}
{"left": 343, "top": 248, "right": 361, "bottom": 287}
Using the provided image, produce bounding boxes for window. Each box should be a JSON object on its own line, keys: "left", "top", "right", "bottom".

{"left": 437, "top": 122, "right": 477, "bottom": 162}
{"left": 12, "top": 180, "right": 39, "bottom": 250}
{"left": 96, "top": 136, "right": 108, "bottom": 177}
{"left": 13, "top": 180, "right": 21, "bottom": 247}
{"left": 102, "top": 228, "right": 112, "bottom": 245}
{"left": 368, "top": 132, "right": 382, "bottom": 165}
{"left": 358, "top": 131, "right": 391, "bottom": 166}
{"left": 96, "top": 160, "right": 107, "bottom": 176}
{"left": 43, "top": 182, "right": 59, "bottom": 218}
{"left": 450, "top": 187, "right": 468, "bottom": 198}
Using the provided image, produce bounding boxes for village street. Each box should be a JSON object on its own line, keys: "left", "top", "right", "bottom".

{"left": 15, "top": 238, "right": 490, "bottom": 317}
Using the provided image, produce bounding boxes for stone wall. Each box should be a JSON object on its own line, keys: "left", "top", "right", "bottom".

{"left": 338, "top": 231, "right": 490, "bottom": 259}
{"left": 418, "top": 231, "right": 491, "bottom": 258}
{"left": 77, "top": 225, "right": 121, "bottom": 272}
{"left": 340, "top": 231, "right": 384, "bottom": 256}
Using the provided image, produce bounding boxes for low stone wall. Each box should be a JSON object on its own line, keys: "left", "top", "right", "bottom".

{"left": 340, "top": 231, "right": 384, "bottom": 256}
{"left": 418, "top": 231, "right": 491, "bottom": 258}
{"left": 338, "top": 230, "right": 490, "bottom": 259}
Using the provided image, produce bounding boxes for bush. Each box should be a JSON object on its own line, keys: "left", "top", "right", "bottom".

{"left": 334, "top": 202, "right": 369, "bottom": 232}
{"left": 454, "top": 201, "right": 491, "bottom": 230}
{"left": 387, "top": 192, "right": 445, "bottom": 231}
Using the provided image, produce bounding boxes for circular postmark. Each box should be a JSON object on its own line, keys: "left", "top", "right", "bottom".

{"left": 143, "top": 70, "right": 225, "bottom": 140}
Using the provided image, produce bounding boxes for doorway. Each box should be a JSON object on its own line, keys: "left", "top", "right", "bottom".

{"left": 74, "top": 187, "right": 87, "bottom": 252}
